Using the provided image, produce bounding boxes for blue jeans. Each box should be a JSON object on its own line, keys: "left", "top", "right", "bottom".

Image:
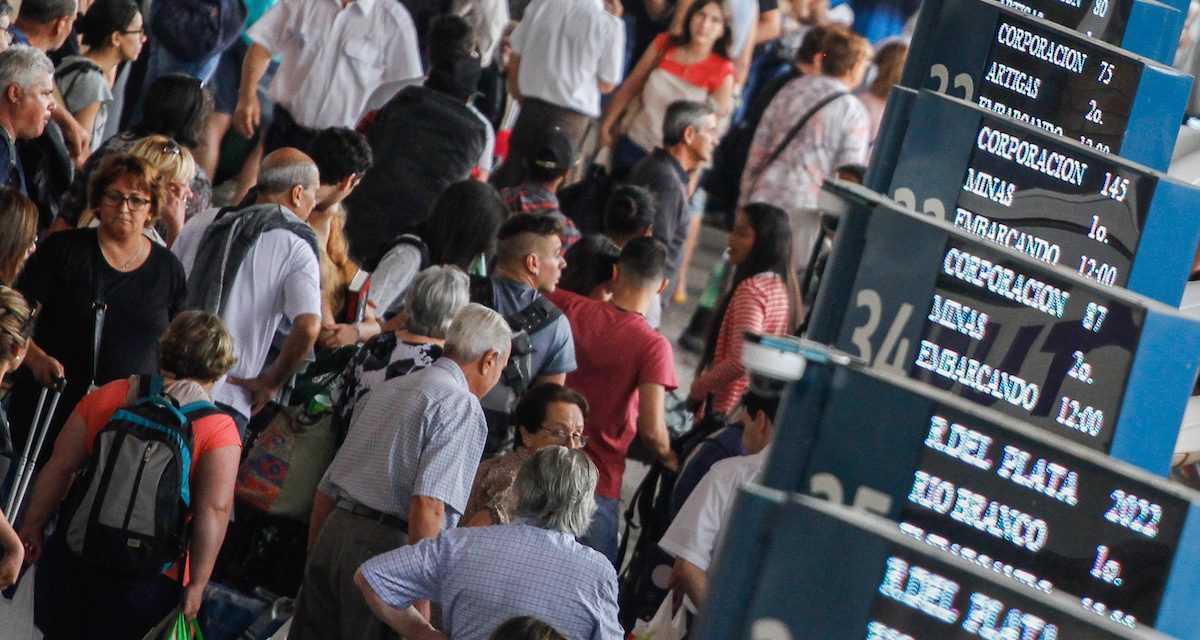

{"left": 580, "top": 495, "right": 620, "bottom": 566}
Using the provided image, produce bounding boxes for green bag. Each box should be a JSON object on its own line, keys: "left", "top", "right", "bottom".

{"left": 143, "top": 609, "right": 204, "bottom": 640}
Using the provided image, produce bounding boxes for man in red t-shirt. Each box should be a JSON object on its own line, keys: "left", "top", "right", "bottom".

{"left": 546, "top": 237, "right": 678, "bottom": 563}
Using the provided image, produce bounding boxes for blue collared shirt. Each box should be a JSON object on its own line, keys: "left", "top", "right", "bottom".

{"left": 318, "top": 358, "right": 487, "bottom": 528}
{"left": 362, "top": 521, "right": 623, "bottom": 640}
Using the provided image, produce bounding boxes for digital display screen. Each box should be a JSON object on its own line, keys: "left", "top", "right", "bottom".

{"left": 974, "top": 16, "right": 1143, "bottom": 154}
{"left": 991, "top": 0, "right": 1132, "bottom": 49}
{"left": 910, "top": 239, "right": 1144, "bottom": 451}
{"left": 866, "top": 544, "right": 1157, "bottom": 638}
{"left": 897, "top": 405, "right": 1185, "bottom": 628}
{"left": 953, "top": 117, "right": 1155, "bottom": 288}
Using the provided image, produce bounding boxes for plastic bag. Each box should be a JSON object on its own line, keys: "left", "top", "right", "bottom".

{"left": 143, "top": 609, "right": 204, "bottom": 640}
{"left": 630, "top": 592, "right": 687, "bottom": 640}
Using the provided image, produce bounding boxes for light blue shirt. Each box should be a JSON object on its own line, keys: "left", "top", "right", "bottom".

{"left": 318, "top": 358, "right": 486, "bottom": 528}
{"left": 362, "top": 521, "right": 623, "bottom": 640}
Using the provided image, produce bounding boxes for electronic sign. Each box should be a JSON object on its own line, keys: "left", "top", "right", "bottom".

{"left": 897, "top": 0, "right": 1191, "bottom": 170}
{"left": 871, "top": 89, "right": 1200, "bottom": 306}
{"left": 806, "top": 180, "right": 1200, "bottom": 473}
{"left": 694, "top": 489, "right": 1173, "bottom": 640}
{"left": 742, "top": 339, "right": 1200, "bottom": 635}
{"left": 908, "top": 0, "right": 1183, "bottom": 64}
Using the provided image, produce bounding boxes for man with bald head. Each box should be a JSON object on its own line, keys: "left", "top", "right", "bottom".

{"left": 172, "top": 147, "right": 323, "bottom": 429}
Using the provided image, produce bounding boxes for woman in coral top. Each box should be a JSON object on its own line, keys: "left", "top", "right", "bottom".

{"left": 689, "top": 203, "right": 800, "bottom": 414}
{"left": 599, "top": 0, "right": 736, "bottom": 176}
{"left": 21, "top": 311, "right": 241, "bottom": 639}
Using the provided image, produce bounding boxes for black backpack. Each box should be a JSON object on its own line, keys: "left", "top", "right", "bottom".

{"left": 617, "top": 398, "right": 732, "bottom": 630}
{"left": 59, "top": 376, "right": 222, "bottom": 577}
{"left": 469, "top": 275, "right": 563, "bottom": 458}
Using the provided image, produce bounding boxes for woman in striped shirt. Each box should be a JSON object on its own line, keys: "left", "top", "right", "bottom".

{"left": 689, "top": 203, "right": 800, "bottom": 413}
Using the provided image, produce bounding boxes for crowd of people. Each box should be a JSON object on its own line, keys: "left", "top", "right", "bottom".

{"left": 0, "top": 0, "right": 914, "bottom": 636}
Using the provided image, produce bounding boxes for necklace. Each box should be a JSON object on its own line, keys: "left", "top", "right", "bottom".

{"left": 103, "top": 237, "right": 144, "bottom": 271}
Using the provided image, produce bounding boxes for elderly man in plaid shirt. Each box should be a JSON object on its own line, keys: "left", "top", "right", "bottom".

{"left": 290, "top": 303, "right": 512, "bottom": 640}
{"left": 356, "top": 446, "right": 623, "bottom": 640}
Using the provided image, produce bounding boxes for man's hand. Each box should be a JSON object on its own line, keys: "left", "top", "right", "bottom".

{"left": 16, "top": 524, "right": 43, "bottom": 566}
{"left": 228, "top": 375, "right": 280, "bottom": 414}
{"left": 234, "top": 95, "right": 262, "bottom": 139}
{"left": 181, "top": 582, "right": 205, "bottom": 620}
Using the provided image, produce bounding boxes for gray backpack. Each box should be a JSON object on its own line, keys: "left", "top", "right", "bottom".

{"left": 60, "top": 376, "right": 221, "bottom": 576}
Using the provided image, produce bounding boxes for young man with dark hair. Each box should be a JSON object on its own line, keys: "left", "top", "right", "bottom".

{"left": 474, "top": 213, "right": 576, "bottom": 458}
{"left": 500, "top": 126, "right": 581, "bottom": 248}
{"left": 308, "top": 126, "right": 373, "bottom": 211}
{"left": 545, "top": 236, "right": 678, "bottom": 564}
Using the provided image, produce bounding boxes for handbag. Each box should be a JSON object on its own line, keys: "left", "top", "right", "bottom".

{"left": 142, "top": 609, "right": 204, "bottom": 640}
{"left": 234, "top": 403, "right": 337, "bottom": 521}
{"left": 630, "top": 592, "right": 688, "bottom": 640}
{"left": 611, "top": 44, "right": 669, "bottom": 140}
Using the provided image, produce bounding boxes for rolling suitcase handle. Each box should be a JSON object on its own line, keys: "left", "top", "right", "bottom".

{"left": 4, "top": 377, "right": 66, "bottom": 521}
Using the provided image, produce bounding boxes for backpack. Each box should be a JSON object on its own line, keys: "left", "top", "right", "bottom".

{"left": 617, "top": 398, "right": 732, "bottom": 631}
{"left": 59, "top": 376, "right": 222, "bottom": 577}
{"left": 149, "top": 0, "right": 247, "bottom": 63}
{"left": 469, "top": 275, "right": 563, "bottom": 458}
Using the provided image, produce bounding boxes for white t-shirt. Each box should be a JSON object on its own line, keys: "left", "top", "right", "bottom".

{"left": 509, "top": 0, "right": 624, "bottom": 117}
{"left": 659, "top": 448, "right": 769, "bottom": 572}
{"left": 173, "top": 207, "right": 322, "bottom": 418}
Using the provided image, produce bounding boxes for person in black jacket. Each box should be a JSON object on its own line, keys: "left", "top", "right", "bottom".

{"left": 343, "top": 15, "right": 492, "bottom": 268}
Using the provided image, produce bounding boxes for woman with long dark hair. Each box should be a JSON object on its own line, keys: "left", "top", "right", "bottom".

{"left": 689, "top": 203, "right": 800, "bottom": 413}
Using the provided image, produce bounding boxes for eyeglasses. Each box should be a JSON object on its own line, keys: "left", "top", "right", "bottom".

{"left": 550, "top": 429, "right": 588, "bottom": 447}
{"left": 101, "top": 190, "right": 152, "bottom": 211}
{"left": 161, "top": 140, "right": 181, "bottom": 156}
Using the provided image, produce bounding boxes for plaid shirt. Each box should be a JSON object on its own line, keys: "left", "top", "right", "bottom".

{"left": 362, "top": 521, "right": 623, "bottom": 640}
{"left": 318, "top": 358, "right": 486, "bottom": 528}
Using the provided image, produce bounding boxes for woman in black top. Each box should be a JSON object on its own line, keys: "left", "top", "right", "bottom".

{"left": 8, "top": 154, "right": 187, "bottom": 464}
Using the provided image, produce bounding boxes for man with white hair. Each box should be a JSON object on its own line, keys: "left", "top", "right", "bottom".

{"left": 356, "top": 446, "right": 623, "bottom": 640}
{"left": 291, "top": 303, "right": 512, "bottom": 640}
{"left": 0, "top": 45, "right": 55, "bottom": 193}
{"left": 171, "top": 147, "right": 323, "bottom": 429}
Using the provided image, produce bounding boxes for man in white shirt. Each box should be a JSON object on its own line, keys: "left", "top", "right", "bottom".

{"left": 172, "top": 148, "right": 323, "bottom": 428}
{"left": 658, "top": 383, "right": 779, "bottom": 612}
{"left": 491, "top": 0, "right": 624, "bottom": 187}
{"left": 233, "top": 0, "right": 424, "bottom": 153}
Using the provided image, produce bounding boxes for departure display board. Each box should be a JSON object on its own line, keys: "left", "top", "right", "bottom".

{"left": 875, "top": 89, "right": 1200, "bottom": 306}
{"left": 897, "top": 0, "right": 1191, "bottom": 170}
{"left": 902, "top": 403, "right": 1184, "bottom": 627}
{"left": 908, "top": 0, "right": 1184, "bottom": 65}
{"left": 993, "top": 0, "right": 1132, "bottom": 45}
{"left": 978, "top": 16, "right": 1142, "bottom": 154}
{"left": 695, "top": 489, "right": 1171, "bottom": 639}
{"left": 955, "top": 117, "right": 1153, "bottom": 287}
{"left": 806, "top": 180, "right": 1200, "bottom": 472}
{"left": 913, "top": 237, "right": 1141, "bottom": 451}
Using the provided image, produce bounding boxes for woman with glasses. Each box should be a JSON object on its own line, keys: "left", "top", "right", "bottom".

{"left": 462, "top": 383, "right": 590, "bottom": 527}
{"left": 7, "top": 153, "right": 187, "bottom": 471}
{"left": 54, "top": 0, "right": 146, "bottom": 159}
